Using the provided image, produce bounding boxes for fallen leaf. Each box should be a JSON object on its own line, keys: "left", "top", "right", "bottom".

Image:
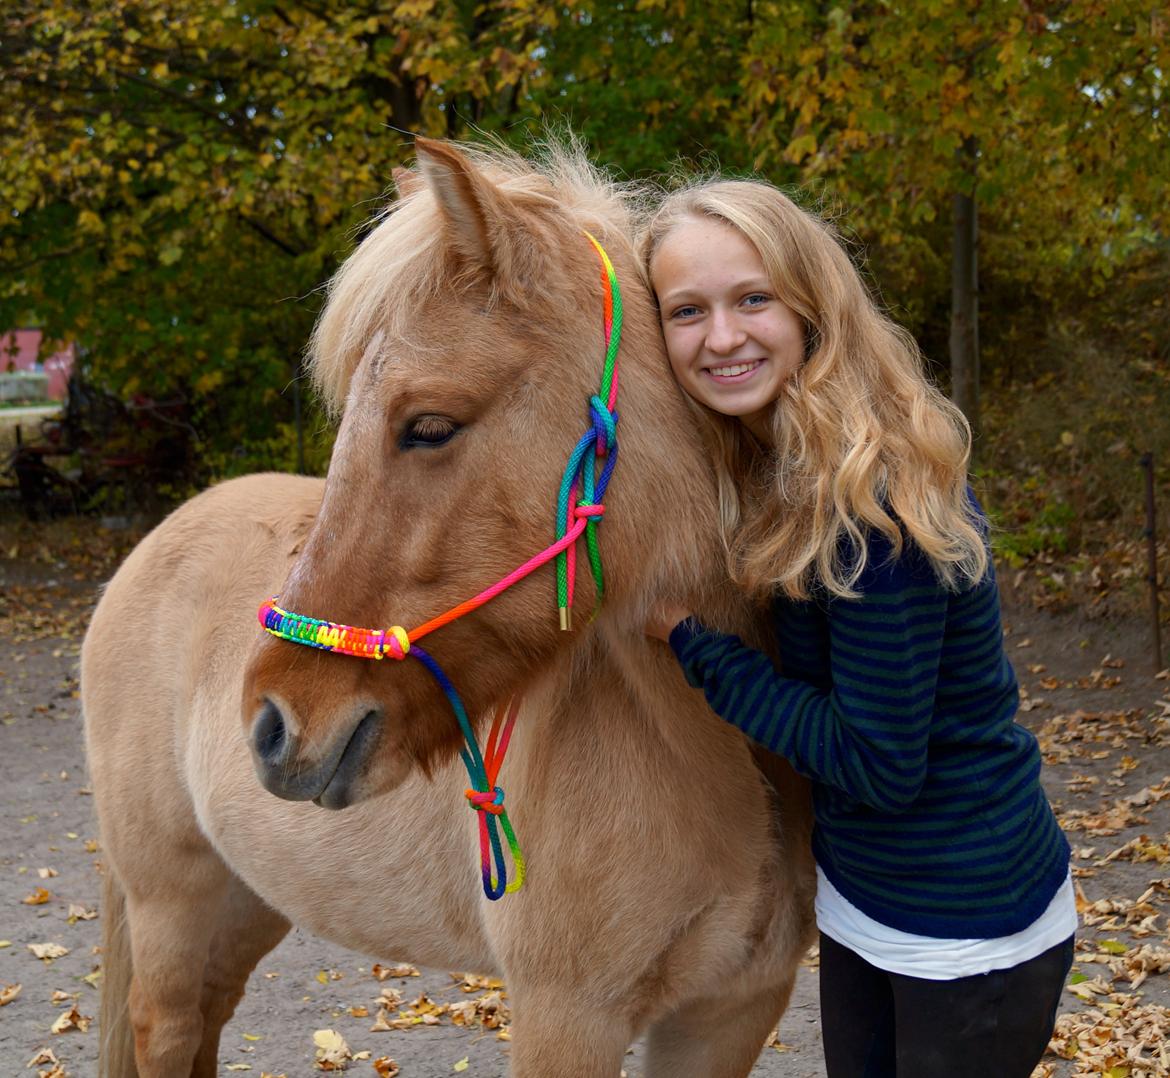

{"left": 372, "top": 1059, "right": 400, "bottom": 1078}
{"left": 376, "top": 987, "right": 403, "bottom": 1009}
{"left": 50, "top": 1005, "right": 91, "bottom": 1033}
{"left": 372, "top": 963, "right": 419, "bottom": 981}
{"left": 23, "top": 887, "right": 53, "bottom": 906}
{"left": 0, "top": 983, "right": 21, "bottom": 1005}
{"left": 370, "top": 1009, "right": 396, "bottom": 1032}
{"left": 37, "top": 868, "right": 59, "bottom": 879}
{"left": 28, "top": 943, "right": 69, "bottom": 961}
{"left": 312, "top": 1028, "right": 351, "bottom": 1071}
{"left": 449, "top": 991, "right": 510, "bottom": 1032}
{"left": 453, "top": 1059, "right": 469, "bottom": 1073}
{"left": 450, "top": 972, "right": 505, "bottom": 993}
{"left": 225, "top": 1066, "right": 251, "bottom": 1073}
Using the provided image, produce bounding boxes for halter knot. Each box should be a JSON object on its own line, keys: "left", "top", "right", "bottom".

{"left": 575, "top": 502, "right": 605, "bottom": 521}
{"left": 466, "top": 785, "right": 505, "bottom": 815}
{"left": 379, "top": 625, "right": 410, "bottom": 660}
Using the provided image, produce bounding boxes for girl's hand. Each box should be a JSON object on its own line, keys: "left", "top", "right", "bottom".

{"left": 645, "top": 602, "right": 693, "bottom": 643}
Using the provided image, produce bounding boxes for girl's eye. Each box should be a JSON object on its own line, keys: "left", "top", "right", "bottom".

{"left": 401, "top": 415, "right": 460, "bottom": 449}
{"left": 743, "top": 293, "right": 771, "bottom": 308}
{"left": 671, "top": 305, "right": 701, "bottom": 320}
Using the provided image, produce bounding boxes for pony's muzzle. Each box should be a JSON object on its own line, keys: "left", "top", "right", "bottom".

{"left": 250, "top": 698, "right": 383, "bottom": 809}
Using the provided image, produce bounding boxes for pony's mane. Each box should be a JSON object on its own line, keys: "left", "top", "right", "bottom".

{"left": 309, "top": 139, "right": 640, "bottom": 415}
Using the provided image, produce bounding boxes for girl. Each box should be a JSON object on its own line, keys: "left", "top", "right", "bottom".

{"left": 641, "top": 180, "right": 1075, "bottom": 1078}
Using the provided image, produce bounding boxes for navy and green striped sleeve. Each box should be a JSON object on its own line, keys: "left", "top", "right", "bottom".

{"left": 669, "top": 534, "right": 948, "bottom": 814}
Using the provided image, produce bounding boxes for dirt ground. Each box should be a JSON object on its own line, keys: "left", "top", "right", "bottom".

{"left": 1, "top": 516, "right": 1168, "bottom": 1078}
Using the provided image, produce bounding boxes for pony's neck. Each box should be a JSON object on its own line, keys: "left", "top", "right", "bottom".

{"left": 522, "top": 614, "right": 745, "bottom": 754}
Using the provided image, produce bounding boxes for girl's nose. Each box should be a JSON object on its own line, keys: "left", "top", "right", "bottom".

{"left": 705, "top": 309, "right": 747, "bottom": 354}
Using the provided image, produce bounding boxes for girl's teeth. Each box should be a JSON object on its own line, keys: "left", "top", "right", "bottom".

{"left": 710, "top": 361, "right": 760, "bottom": 378}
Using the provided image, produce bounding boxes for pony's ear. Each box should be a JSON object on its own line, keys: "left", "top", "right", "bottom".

{"left": 392, "top": 166, "right": 422, "bottom": 199}
{"left": 414, "top": 137, "right": 509, "bottom": 277}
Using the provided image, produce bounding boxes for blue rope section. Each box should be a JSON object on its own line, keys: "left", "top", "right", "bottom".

{"left": 411, "top": 645, "right": 509, "bottom": 901}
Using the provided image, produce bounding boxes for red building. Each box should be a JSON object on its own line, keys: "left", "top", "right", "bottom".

{"left": 1, "top": 329, "right": 76, "bottom": 400}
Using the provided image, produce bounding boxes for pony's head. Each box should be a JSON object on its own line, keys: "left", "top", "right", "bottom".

{"left": 242, "top": 138, "right": 727, "bottom": 808}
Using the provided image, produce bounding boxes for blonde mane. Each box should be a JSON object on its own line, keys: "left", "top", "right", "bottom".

{"left": 309, "top": 140, "right": 641, "bottom": 416}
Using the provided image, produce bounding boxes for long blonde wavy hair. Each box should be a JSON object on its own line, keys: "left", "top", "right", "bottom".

{"left": 641, "top": 179, "right": 987, "bottom": 600}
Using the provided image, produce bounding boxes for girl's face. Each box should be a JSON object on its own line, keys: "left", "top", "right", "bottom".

{"left": 650, "top": 214, "right": 806, "bottom": 441}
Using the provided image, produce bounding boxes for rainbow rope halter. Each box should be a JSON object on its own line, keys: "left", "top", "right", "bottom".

{"left": 258, "top": 232, "right": 622, "bottom": 901}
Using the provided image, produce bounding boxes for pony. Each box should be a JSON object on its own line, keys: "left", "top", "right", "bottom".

{"left": 81, "top": 137, "right": 815, "bottom": 1078}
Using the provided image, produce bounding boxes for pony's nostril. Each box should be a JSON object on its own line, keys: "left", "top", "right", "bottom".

{"left": 252, "top": 699, "right": 288, "bottom": 765}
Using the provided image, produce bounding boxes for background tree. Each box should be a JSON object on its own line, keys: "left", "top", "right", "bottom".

{"left": 739, "top": 0, "right": 1167, "bottom": 433}
{"left": 1, "top": 0, "right": 1165, "bottom": 493}
{"left": 0, "top": 0, "right": 550, "bottom": 471}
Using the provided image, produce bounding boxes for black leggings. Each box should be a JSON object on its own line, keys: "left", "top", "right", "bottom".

{"left": 819, "top": 932, "right": 1074, "bottom": 1078}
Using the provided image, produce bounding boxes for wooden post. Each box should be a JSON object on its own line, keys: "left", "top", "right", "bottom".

{"left": 1141, "top": 453, "right": 1163, "bottom": 673}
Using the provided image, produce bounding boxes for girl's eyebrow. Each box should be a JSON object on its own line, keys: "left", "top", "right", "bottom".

{"left": 657, "top": 278, "right": 773, "bottom": 306}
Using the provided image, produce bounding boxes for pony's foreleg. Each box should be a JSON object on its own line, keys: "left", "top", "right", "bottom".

{"left": 191, "top": 878, "right": 290, "bottom": 1076}
{"left": 121, "top": 849, "right": 236, "bottom": 1078}
{"left": 505, "top": 990, "right": 635, "bottom": 1078}
{"left": 641, "top": 976, "right": 798, "bottom": 1078}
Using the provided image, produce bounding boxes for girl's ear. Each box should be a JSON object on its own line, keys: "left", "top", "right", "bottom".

{"left": 414, "top": 137, "right": 508, "bottom": 278}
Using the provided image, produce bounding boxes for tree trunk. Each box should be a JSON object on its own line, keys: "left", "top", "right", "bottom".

{"left": 950, "top": 137, "right": 980, "bottom": 442}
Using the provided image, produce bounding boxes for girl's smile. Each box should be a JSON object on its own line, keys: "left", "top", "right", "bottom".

{"left": 706, "top": 358, "right": 764, "bottom": 382}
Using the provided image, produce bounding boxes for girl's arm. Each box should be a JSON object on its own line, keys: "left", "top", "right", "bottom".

{"left": 668, "top": 543, "right": 949, "bottom": 813}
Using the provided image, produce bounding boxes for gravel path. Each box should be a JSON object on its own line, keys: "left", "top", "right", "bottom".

{"left": 2, "top": 525, "right": 1168, "bottom": 1077}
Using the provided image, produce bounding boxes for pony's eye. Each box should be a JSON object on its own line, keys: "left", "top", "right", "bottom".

{"left": 401, "top": 415, "right": 460, "bottom": 449}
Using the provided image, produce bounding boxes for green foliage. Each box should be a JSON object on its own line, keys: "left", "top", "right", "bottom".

{"left": 0, "top": 0, "right": 552, "bottom": 474}
{"left": 739, "top": 1, "right": 1168, "bottom": 332}
{"left": 0, "top": 0, "right": 1165, "bottom": 486}
{"left": 987, "top": 489, "right": 1076, "bottom": 566}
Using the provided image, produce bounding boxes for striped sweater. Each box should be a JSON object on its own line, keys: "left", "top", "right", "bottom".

{"left": 669, "top": 526, "right": 1070, "bottom": 939}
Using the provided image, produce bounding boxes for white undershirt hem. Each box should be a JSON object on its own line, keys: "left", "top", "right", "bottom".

{"left": 815, "top": 865, "right": 1078, "bottom": 981}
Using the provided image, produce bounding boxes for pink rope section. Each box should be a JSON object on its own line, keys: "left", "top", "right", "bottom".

{"left": 258, "top": 501, "right": 605, "bottom": 661}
